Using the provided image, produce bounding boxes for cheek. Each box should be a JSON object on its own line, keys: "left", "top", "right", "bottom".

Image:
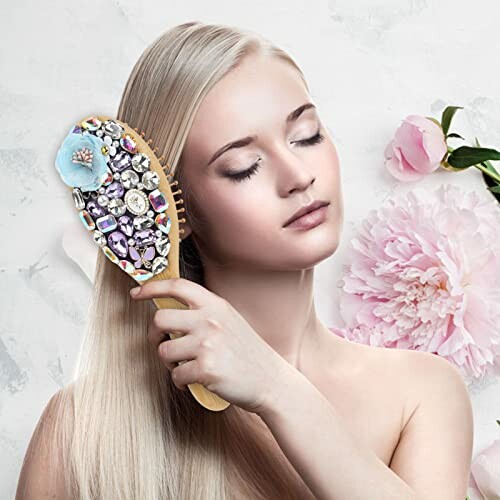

{"left": 195, "top": 179, "right": 280, "bottom": 261}
{"left": 209, "top": 183, "right": 276, "bottom": 236}
{"left": 319, "top": 140, "right": 341, "bottom": 188}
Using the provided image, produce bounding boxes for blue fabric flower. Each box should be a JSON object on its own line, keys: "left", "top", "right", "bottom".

{"left": 55, "top": 129, "right": 109, "bottom": 192}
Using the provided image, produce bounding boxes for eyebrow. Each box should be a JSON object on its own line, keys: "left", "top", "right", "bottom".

{"left": 206, "top": 102, "right": 317, "bottom": 167}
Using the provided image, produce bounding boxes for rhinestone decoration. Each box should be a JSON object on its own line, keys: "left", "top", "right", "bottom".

{"left": 155, "top": 213, "right": 171, "bottom": 234}
{"left": 131, "top": 153, "right": 150, "bottom": 173}
{"left": 125, "top": 189, "right": 149, "bottom": 215}
{"left": 142, "top": 171, "right": 160, "bottom": 190}
{"left": 148, "top": 189, "right": 168, "bottom": 212}
{"left": 79, "top": 210, "right": 95, "bottom": 230}
{"left": 72, "top": 188, "right": 85, "bottom": 209}
{"left": 66, "top": 117, "right": 174, "bottom": 279}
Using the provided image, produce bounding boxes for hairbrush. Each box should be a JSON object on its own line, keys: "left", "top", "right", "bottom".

{"left": 54, "top": 115, "right": 230, "bottom": 412}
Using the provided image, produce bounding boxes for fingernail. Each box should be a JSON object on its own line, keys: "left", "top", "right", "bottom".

{"left": 130, "top": 286, "right": 141, "bottom": 297}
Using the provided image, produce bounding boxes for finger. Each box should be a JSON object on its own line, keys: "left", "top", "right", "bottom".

{"left": 130, "top": 277, "right": 218, "bottom": 309}
{"left": 158, "top": 334, "right": 199, "bottom": 367}
{"left": 148, "top": 308, "right": 202, "bottom": 349}
{"left": 171, "top": 359, "right": 201, "bottom": 391}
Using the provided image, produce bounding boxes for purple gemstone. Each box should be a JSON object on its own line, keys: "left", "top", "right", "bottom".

{"left": 133, "top": 229, "right": 156, "bottom": 247}
{"left": 105, "top": 181, "right": 125, "bottom": 199}
{"left": 110, "top": 151, "right": 132, "bottom": 172}
{"left": 86, "top": 199, "right": 106, "bottom": 218}
{"left": 118, "top": 215, "right": 134, "bottom": 236}
{"left": 107, "top": 231, "right": 129, "bottom": 258}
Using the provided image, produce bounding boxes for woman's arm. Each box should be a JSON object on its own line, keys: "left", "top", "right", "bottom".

{"left": 257, "top": 350, "right": 472, "bottom": 500}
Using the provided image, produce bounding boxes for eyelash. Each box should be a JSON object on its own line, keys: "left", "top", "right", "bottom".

{"left": 225, "top": 130, "right": 325, "bottom": 183}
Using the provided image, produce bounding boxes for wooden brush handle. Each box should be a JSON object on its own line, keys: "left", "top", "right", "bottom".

{"left": 152, "top": 296, "right": 230, "bottom": 412}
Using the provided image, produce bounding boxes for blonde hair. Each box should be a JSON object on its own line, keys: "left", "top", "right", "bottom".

{"left": 46, "top": 21, "right": 314, "bottom": 499}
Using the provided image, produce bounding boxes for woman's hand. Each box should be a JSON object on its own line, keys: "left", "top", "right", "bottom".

{"left": 130, "top": 278, "right": 289, "bottom": 414}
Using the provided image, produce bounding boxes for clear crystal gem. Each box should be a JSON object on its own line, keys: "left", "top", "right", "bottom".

{"left": 152, "top": 256, "right": 168, "bottom": 275}
{"left": 121, "top": 169, "right": 139, "bottom": 189}
{"left": 108, "top": 198, "right": 126, "bottom": 216}
{"left": 131, "top": 153, "right": 150, "bottom": 173}
{"left": 93, "top": 230, "right": 106, "bottom": 246}
{"left": 133, "top": 215, "right": 154, "bottom": 230}
{"left": 142, "top": 171, "right": 160, "bottom": 190}
{"left": 155, "top": 235, "right": 171, "bottom": 256}
{"left": 97, "top": 194, "right": 109, "bottom": 207}
{"left": 103, "top": 120, "right": 124, "bottom": 140}
{"left": 72, "top": 188, "right": 85, "bottom": 210}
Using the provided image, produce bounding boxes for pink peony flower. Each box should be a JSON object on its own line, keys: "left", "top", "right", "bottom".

{"left": 335, "top": 184, "right": 500, "bottom": 381}
{"left": 469, "top": 439, "right": 500, "bottom": 499}
{"left": 384, "top": 114, "right": 448, "bottom": 182}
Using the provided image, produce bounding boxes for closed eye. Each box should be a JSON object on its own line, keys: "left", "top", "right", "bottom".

{"left": 225, "top": 129, "right": 325, "bottom": 183}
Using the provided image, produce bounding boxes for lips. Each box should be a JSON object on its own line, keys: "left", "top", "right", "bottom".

{"left": 283, "top": 200, "right": 330, "bottom": 227}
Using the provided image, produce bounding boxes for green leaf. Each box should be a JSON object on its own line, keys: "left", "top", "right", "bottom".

{"left": 482, "top": 169, "right": 500, "bottom": 203}
{"left": 475, "top": 138, "right": 500, "bottom": 176}
{"left": 497, "top": 419, "right": 500, "bottom": 426}
{"left": 446, "top": 133, "right": 465, "bottom": 140}
{"left": 441, "top": 106, "right": 463, "bottom": 136}
{"left": 448, "top": 146, "right": 500, "bottom": 168}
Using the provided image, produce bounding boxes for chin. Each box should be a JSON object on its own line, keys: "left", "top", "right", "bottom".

{"left": 276, "top": 231, "right": 342, "bottom": 270}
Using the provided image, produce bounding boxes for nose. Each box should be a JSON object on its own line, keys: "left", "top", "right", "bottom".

{"left": 275, "top": 148, "right": 316, "bottom": 196}
{"left": 287, "top": 173, "right": 316, "bottom": 195}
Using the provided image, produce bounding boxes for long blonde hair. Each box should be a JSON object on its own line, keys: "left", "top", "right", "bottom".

{"left": 47, "top": 21, "right": 315, "bottom": 499}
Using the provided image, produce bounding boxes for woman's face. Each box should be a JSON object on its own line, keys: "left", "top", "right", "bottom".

{"left": 180, "top": 52, "right": 343, "bottom": 271}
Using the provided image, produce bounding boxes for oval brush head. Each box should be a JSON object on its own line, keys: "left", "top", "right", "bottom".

{"left": 55, "top": 115, "right": 230, "bottom": 412}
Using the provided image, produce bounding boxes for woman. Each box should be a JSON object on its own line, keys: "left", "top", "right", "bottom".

{"left": 16, "top": 21, "right": 473, "bottom": 499}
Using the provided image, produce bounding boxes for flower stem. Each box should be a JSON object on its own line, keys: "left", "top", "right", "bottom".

{"left": 476, "top": 162, "right": 500, "bottom": 183}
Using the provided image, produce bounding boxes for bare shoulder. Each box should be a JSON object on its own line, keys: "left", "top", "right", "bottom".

{"left": 382, "top": 349, "right": 474, "bottom": 496}
{"left": 359, "top": 345, "right": 471, "bottom": 421}
{"left": 388, "top": 349, "right": 472, "bottom": 422}
{"left": 15, "top": 385, "right": 76, "bottom": 500}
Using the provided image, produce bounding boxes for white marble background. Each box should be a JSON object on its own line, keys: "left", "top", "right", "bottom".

{"left": 1, "top": 0, "right": 499, "bottom": 498}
